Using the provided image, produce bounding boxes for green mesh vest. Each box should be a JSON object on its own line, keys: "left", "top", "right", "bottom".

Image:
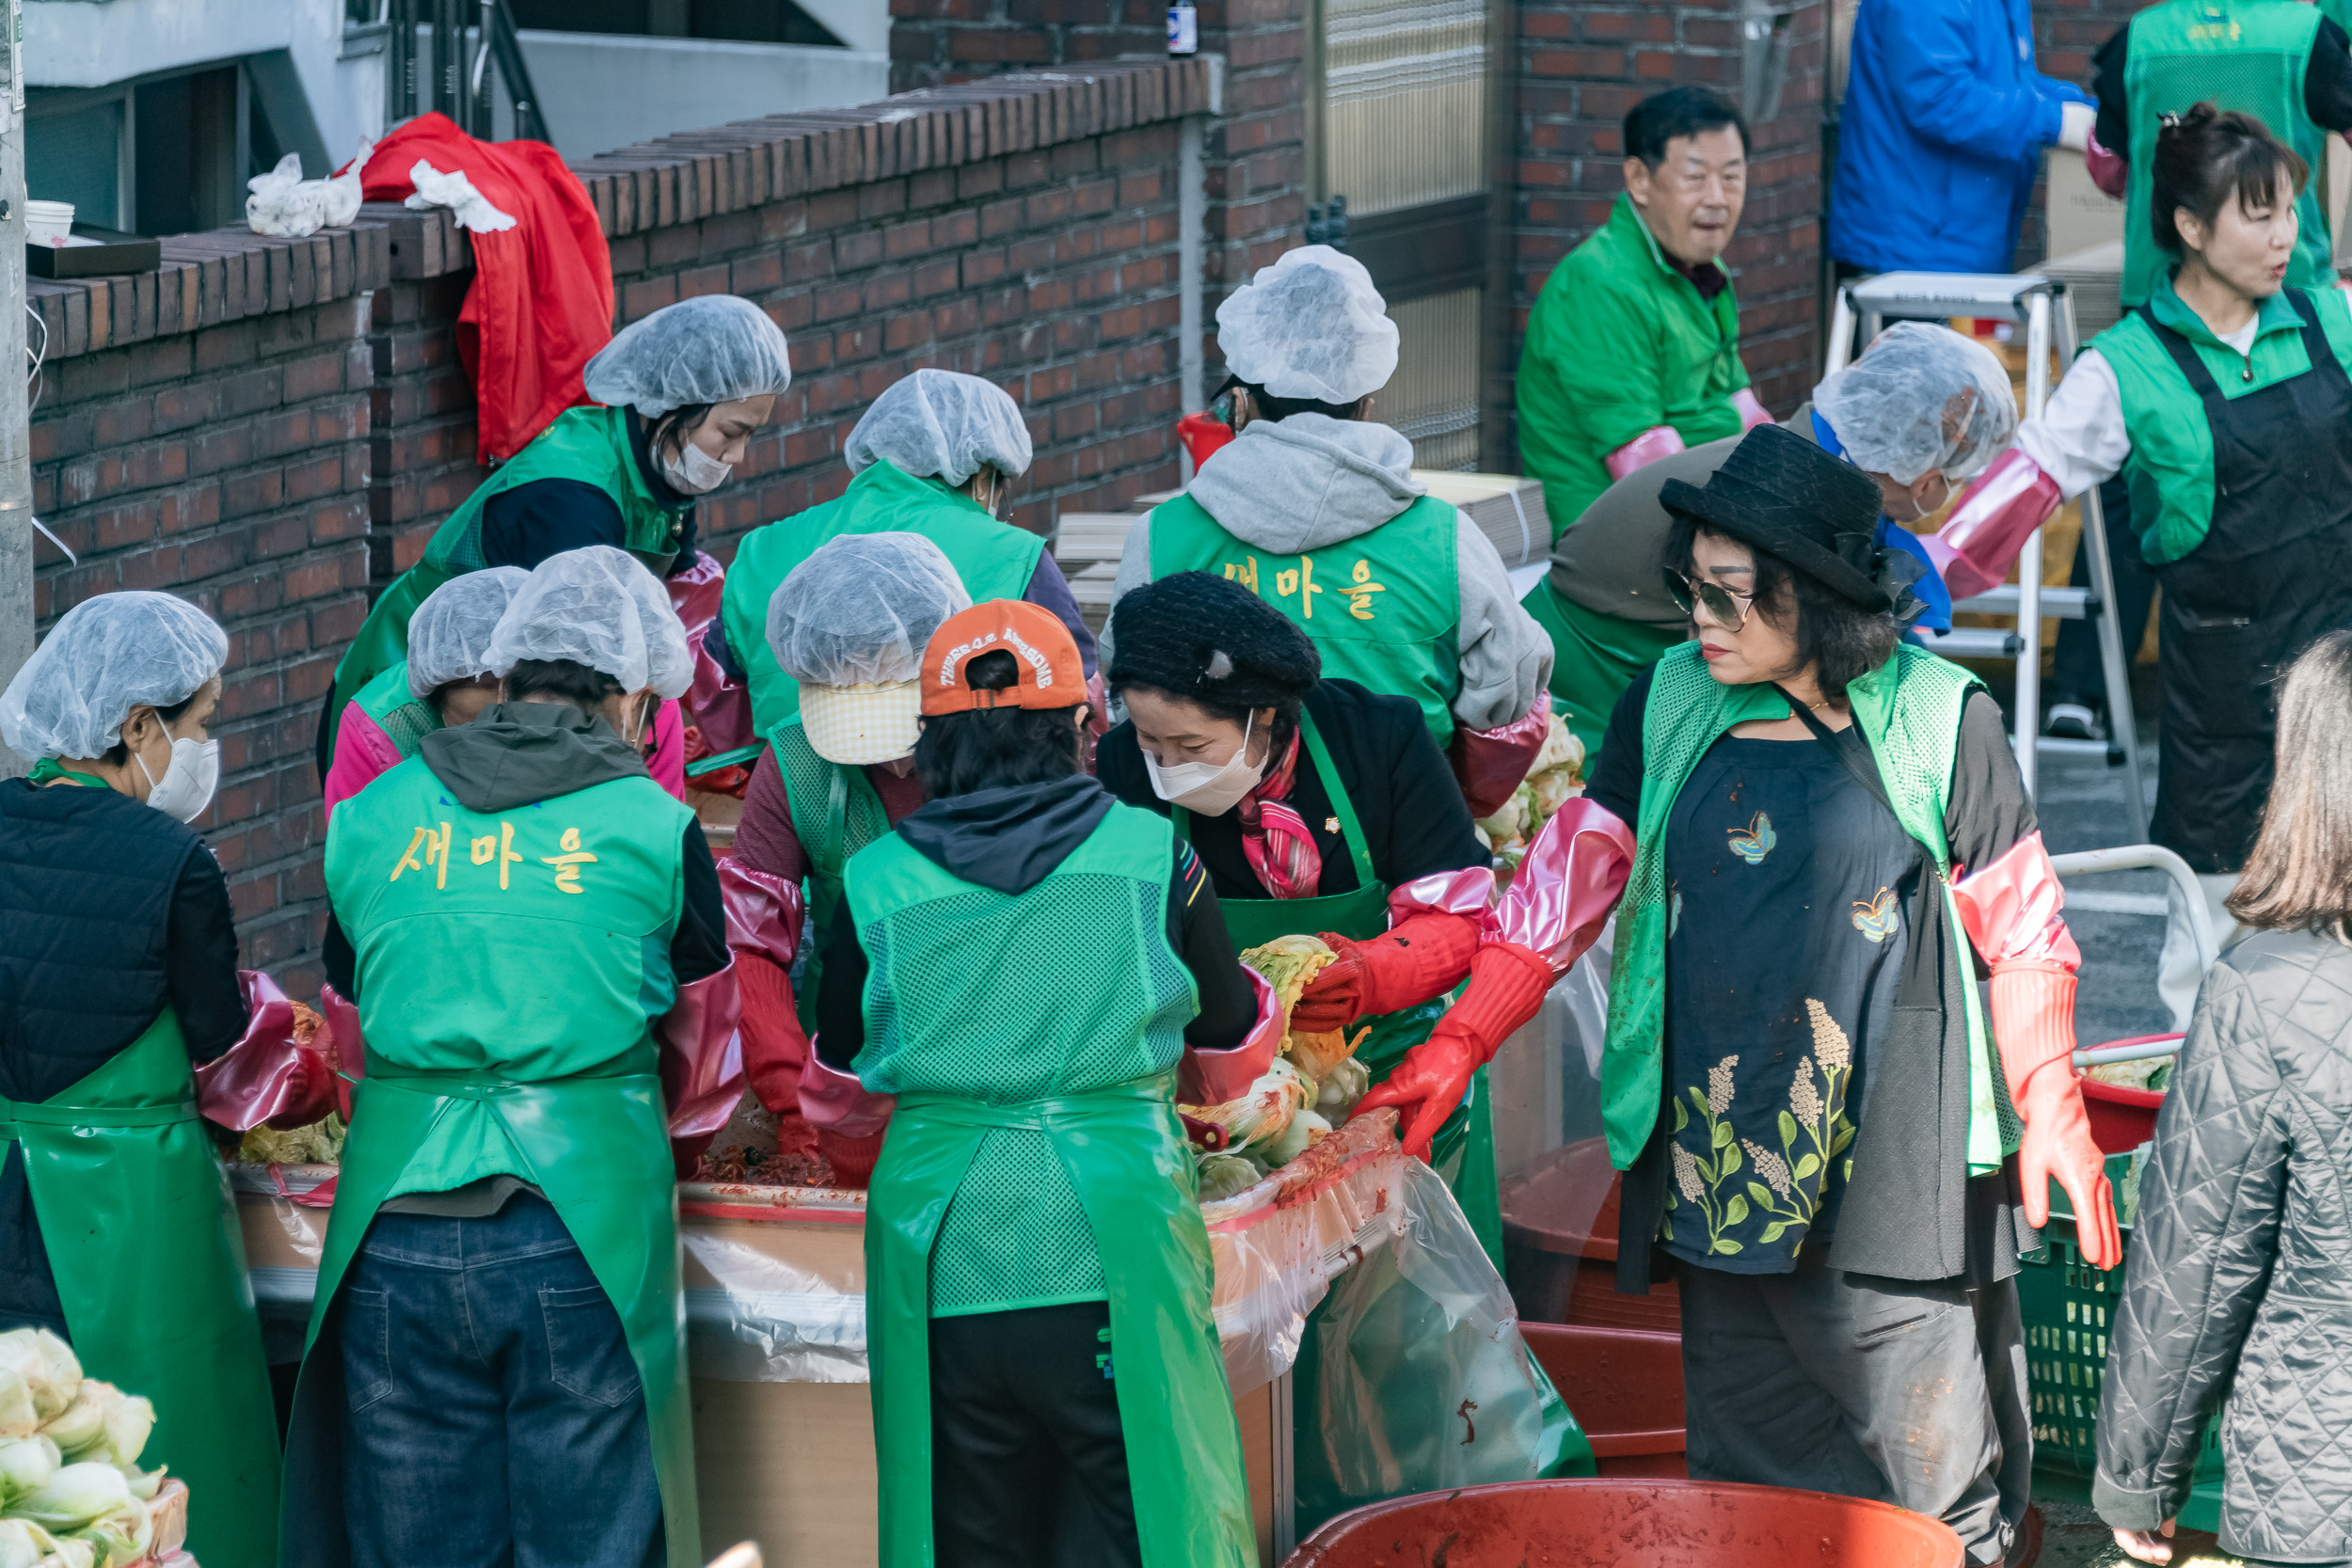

{"left": 773, "top": 716, "right": 892, "bottom": 1033}
{"left": 324, "top": 754, "right": 693, "bottom": 1195}
{"left": 352, "top": 660, "right": 441, "bottom": 760}
{"left": 844, "top": 802, "right": 1197, "bottom": 1316}
{"left": 2123, "top": 0, "right": 2330, "bottom": 309}
{"left": 1148, "top": 490, "right": 1463, "bottom": 742}
{"left": 1599, "top": 644, "right": 2010, "bottom": 1174}
{"left": 425, "top": 404, "right": 689, "bottom": 579}
{"left": 722, "top": 461, "right": 1047, "bottom": 743}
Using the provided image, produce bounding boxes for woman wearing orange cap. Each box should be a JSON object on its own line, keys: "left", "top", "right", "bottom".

{"left": 799, "top": 599, "right": 1277, "bottom": 1568}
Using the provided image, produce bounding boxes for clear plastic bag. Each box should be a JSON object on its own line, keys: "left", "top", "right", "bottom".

{"left": 1291, "top": 1161, "right": 1596, "bottom": 1534}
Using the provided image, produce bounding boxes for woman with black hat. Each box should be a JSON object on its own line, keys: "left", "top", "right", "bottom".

{"left": 1579, "top": 422, "right": 2118, "bottom": 1564}
{"left": 1097, "top": 572, "right": 1561, "bottom": 1262}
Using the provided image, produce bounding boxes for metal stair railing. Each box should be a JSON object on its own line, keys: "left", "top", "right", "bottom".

{"left": 384, "top": 0, "right": 549, "bottom": 145}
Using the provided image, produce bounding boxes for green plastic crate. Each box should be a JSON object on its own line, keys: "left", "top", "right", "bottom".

{"left": 2019, "top": 1155, "right": 2223, "bottom": 1531}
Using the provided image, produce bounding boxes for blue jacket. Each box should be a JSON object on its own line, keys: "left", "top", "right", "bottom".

{"left": 1831, "top": 0, "right": 2091, "bottom": 275}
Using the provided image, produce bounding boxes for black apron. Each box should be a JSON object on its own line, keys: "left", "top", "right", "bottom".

{"left": 2142, "top": 291, "right": 2352, "bottom": 872}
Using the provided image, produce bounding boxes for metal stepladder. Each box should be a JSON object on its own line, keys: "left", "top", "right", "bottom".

{"left": 1824, "top": 271, "right": 2149, "bottom": 838}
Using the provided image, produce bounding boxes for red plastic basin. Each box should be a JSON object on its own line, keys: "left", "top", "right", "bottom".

{"left": 1502, "top": 1139, "right": 1682, "bottom": 1333}
{"left": 1281, "top": 1478, "right": 1965, "bottom": 1568}
{"left": 1519, "top": 1323, "right": 1686, "bottom": 1478}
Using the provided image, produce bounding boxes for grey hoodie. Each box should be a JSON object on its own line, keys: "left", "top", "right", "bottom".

{"left": 1102, "top": 414, "right": 1553, "bottom": 729}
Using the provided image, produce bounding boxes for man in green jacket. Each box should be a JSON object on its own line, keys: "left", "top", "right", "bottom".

{"left": 1518, "top": 87, "right": 1772, "bottom": 536}
{"left": 711, "top": 369, "right": 1099, "bottom": 762}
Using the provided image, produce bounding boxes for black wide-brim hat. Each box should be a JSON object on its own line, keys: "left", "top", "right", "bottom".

{"left": 1658, "top": 423, "right": 1900, "bottom": 611}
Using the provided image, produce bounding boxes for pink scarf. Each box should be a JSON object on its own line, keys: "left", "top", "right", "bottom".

{"left": 1237, "top": 734, "right": 1324, "bottom": 900}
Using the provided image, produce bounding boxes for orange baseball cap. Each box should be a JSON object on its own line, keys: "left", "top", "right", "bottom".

{"left": 921, "top": 599, "right": 1089, "bottom": 715}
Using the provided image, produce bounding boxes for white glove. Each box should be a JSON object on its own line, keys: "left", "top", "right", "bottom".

{"left": 404, "top": 159, "right": 518, "bottom": 234}
{"left": 2058, "top": 102, "right": 2095, "bottom": 154}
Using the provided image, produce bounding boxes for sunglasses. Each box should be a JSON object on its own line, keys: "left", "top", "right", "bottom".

{"left": 1662, "top": 568, "right": 1758, "bottom": 629}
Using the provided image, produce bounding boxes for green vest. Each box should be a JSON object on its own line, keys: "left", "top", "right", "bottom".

{"left": 773, "top": 715, "right": 893, "bottom": 1034}
{"left": 1148, "top": 490, "right": 1463, "bottom": 742}
{"left": 352, "top": 659, "right": 442, "bottom": 760}
{"left": 848, "top": 804, "right": 1255, "bottom": 1568}
{"left": 1519, "top": 576, "right": 1684, "bottom": 765}
{"left": 294, "top": 755, "right": 704, "bottom": 1566}
{"left": 2123, "top": 0, "right": 2330, "bottom": 309}
{"left": 1, "top": 1008, "right": 282, "bottom": 1568}
{"left": 1598, "top": 644, "right": 2006, "bottom": 1174}
{"left": 2093, "top": 280, "right": 2352, "bottom": 562}
{"left": 721, "top": 461, "right": 1048, "bottom": 748}
{"left": 326, "top": 405, "right": 692, "bottom": 733}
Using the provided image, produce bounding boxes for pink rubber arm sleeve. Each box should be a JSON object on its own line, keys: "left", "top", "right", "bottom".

{"left": 2085, "top": 134, "right": 2126, "bottom": 199}
{"left": 1451, "top": 692, "right": 1552, "bottom": 820}
{"left": 1179, "top": 965, "right": 1286, "bottom": 1106}
{"left": 1488, "top": 798, "right": 1636, "bottom": 977}
{"left": 195, "top": 972, "right": 341, "bottom": 1131}
{"left": 321, "top": 703, "right": 405, "bottom": 819}
{"left": 798, "top": 1053, "right": 896, "bottom": 1140}
{"left": 648, "top": 701, "right": 687, "bottom": 800}
{"left": 658, "top": 964, "right": 745, "bottom": 1138}
{"left": 1920, "top": 448, "right": 2063, "bottom": 600}
{"left": 1604, "top": 425, "right": 1687, "bottom": 481}
{"left": 1730, "top": 388, "right": 1773, "bottom": 432}
{"left": 1950, "top": 832, "right": 2082, "bottom": 974}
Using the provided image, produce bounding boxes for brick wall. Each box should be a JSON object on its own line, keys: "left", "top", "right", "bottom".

{"left": 1511, "top": 1, "right": 1830, "bottom": 423}
{"left": 22, "top": 59, "right": 1216, "bottom": 990}
{"left": 25, "top": 232, "right": 387, "bottom": 995}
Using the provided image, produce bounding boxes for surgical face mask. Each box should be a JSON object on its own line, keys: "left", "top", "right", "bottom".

{"left": 137, "top": 736, "right": 221, "bottom": 824}
{"left": 1143, "top": 711, "right": 1266, "bottom": 816}
{"left": 662, "top": 439, "right": 733, "bottom": 495}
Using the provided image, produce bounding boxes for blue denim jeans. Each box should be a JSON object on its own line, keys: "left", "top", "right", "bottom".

{"left": 339, "top": 1195, "right": 664, "bottom": 1568}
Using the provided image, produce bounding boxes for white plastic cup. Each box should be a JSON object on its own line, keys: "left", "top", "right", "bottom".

{"left": 24, "top": 200, "right": 74, "bottom": 248}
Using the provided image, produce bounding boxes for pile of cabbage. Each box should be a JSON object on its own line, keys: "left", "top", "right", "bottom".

{"left": 1183, "top": 935, "right": 1374, "bottom": 1204}
{"left": 1473, "top": 712, "right": 1584, "bottom": 866}
{"left": 0, "top": 1332, "right": 167, "bottom": 1568}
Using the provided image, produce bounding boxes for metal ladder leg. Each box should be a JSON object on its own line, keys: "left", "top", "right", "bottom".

{"left": 2051, "top": 294, "right": 2150, "bottom": 841}
{"left": 2013, "top": 293, "right": 2051, "bottom": 795}
{"left": 1824, "top": 286, "right": 1858, "bottom": 377}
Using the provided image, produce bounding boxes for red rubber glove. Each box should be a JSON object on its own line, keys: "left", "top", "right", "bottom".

{"left": 1354, "top": 941, "right": 1551, "bottom": 1162}
{"left": 1290, "top": 912, "right": 1482, "bottom": 1035}
{"left": 1996, "top": 960, "right": 2122, "bottom": 1271}
{"left": 820, "top": 1128, "right": 886, "bottom": 1188}
{"left": 738, "top": 953, "right": 814, "bottom": 1115}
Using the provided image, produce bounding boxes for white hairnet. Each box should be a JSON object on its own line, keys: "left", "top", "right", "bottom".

{"left": 767, "top": 532, "right": 973, "bottom": 687}
{"left": 582, "top": 294, "right": 792, "bottom": 418}
{"left": 483, "top": 546, "right": 693, "bottom": 700}
{"left": 407, "top": 567, "right": 530, "bottom": 698}
{"left": 844, "top": 370, "right": 1035, "bottom": 485}
{"left": 0, "top": 592, "right": 227, "bottom": 762}
{"left": 1813, "top": 323, "right": 2019, "bottom": 485}
{"left": 1216, "top": 244, "right": 1399, "bottom": 404}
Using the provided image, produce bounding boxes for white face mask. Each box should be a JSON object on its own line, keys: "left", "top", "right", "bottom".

{"left": 137, "top": 736, "right": 220, "bottom": 824}
{"left": 1143, "top": 711, "right": 1265, "bottom": 816}
{"left": 662, "top": 439, "right": 733, "bottom": 495}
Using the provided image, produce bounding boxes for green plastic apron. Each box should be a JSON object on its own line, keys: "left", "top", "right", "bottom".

{"left": 3, "top": 1009, "right": 282, "bottom": 1568}
{"left": 280, "top": 1045, "right": 698, "bottom": 1568}
{"left": 1177, "top": 712, "right": 1502, "bottom": 1264}
{"left": 866, "top": 1072, "right": 1256, "bottom": 1568}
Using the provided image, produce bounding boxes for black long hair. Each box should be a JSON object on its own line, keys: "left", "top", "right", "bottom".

{"left": 1662, "top": 513, "right": 1900, "bottom": 702}
{"left": 913, "top": 650, "right": 1085, "bottom": 797}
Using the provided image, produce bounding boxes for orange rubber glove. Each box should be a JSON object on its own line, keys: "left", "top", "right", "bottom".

{"left": 1995, "top": 959, "right": 2122, "bottom": 1271}
{"left": 820, "top": 1129, "right": 886, "bottom": 1189}
{"left": 1354, "top": 941, "right": 1551, "bottom": 1162}
{"left": 1290, "top": 911, "right": 1482, "bottom": 1035}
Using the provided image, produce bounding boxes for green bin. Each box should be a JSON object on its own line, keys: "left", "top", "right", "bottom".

{"left": 2018, "top": 1152, "right": 2222, "bottom": 1531}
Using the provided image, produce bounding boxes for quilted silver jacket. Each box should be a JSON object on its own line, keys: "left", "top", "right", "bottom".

{"left": 2093, "top": 927, "right": 2352, "bottom": 1560}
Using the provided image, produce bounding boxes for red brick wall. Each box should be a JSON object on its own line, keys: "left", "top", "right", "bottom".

{"left": 1511, "top": 1, "right": 1831, "bottom": 424}
{"left": 23, "top": 59, "right": 1215, "bottom": 990}
{"left": 26, "top": 232, "right": 387, "bottom": 994}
